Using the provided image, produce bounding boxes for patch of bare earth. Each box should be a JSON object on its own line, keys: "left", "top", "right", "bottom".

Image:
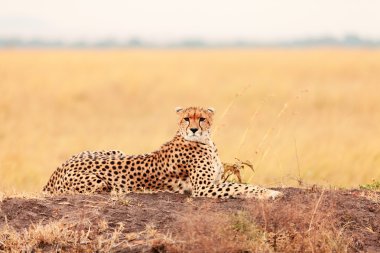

{"left": 0, "top": 188, "right": 379, "bottom": 252}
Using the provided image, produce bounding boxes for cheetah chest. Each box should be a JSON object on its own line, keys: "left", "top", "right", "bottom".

{"left": 207, "top": 141, "right": 224, "bottom": 183}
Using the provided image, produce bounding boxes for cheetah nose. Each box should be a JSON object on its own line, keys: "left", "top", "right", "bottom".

{"left": 190, "top": 128, "right": 198, "bottom": 133}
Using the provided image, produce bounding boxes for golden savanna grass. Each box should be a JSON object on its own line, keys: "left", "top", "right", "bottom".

{"left": 0, "top": 49, "right": 379, "bottom": 192}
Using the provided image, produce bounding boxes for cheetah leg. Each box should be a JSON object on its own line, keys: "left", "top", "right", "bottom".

{"left": 193, "top": 182, "right": 283, "bottom": 199}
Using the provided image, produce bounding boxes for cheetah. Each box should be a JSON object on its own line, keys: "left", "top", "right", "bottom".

{"left": 43, "top": 107, "right": 283, "bottom": 199}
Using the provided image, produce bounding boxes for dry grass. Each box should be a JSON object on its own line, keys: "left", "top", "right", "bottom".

{"left": 0, "top": 212, "right": 354, "bottom": 253}
{"left": 159, "top": 206, "right": 354, "bottom": 253}
{"left": 0, "top": 218, "right": 174, "bottom": 252}
{"left": 0, "top": 49, "right": 380, "bottom": 192}
{"left": 0, "top": 191, "right": 44, "bottom": 202}
{"left": 164, "top": 211, "right": 270, "bottom": 252}
{"left": 0, "top": 219, "right": 104, "bottom": 252}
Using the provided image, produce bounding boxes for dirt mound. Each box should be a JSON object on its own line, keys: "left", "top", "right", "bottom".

{"left": 0, "top": 188, "right": 379, "bottom": 252}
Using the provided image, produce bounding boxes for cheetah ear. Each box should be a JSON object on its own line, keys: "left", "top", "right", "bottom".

{"left": 175, "top": 107, "right": 183, "bottom": 114}
{"left": 207, "top": 107, "right": 215, "bottom": 114}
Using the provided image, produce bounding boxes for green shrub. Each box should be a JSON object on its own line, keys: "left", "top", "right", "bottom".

{"left": 360, "top": 180, "right": 380, "bottom": 190}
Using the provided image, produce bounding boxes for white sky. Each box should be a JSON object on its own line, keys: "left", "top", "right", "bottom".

{"left": 1, "top": 0, "right": 379, "bottom": 42}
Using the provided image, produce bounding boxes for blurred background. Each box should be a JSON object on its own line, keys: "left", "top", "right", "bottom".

{"left": 0, "top": 0, "right": 379, "bottom": 192}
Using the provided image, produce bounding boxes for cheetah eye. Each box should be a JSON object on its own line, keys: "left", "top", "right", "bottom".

{"left": 199, "top": 117, "right": 206, "bottom": 122}
{"left": 184, "top": 117, "right": 190, "bottom": 122}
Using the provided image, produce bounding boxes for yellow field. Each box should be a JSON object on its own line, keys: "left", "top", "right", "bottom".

{"left": 0, "top": 49, "right": 379, "bottom": 192}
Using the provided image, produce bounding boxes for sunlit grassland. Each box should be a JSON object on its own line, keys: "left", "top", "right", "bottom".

{"left": 0, "top": 49, "right": 379, "bottom": 192}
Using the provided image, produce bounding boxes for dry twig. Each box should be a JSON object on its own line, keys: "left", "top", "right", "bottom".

{"left": 222, "top": 158, "right": 254, "bottom": 183}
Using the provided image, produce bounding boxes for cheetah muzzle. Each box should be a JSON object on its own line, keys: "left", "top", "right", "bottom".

{"left": 43, "top": 106, "right": 283, "bottom": 199}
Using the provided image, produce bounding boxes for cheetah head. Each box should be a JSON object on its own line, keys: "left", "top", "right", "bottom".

{"left": 176, "top": 106, "right": 215, "bottom": 143}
